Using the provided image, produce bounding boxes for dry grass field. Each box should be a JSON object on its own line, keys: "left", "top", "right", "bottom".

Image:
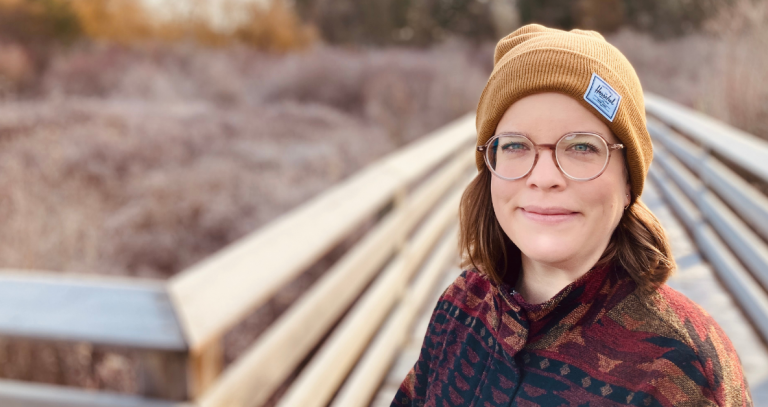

{"left": 0, "top": 40, "right": 492, "bottom": 279}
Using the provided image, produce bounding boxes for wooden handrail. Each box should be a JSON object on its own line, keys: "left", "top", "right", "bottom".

{"left": 0, "top": 113, "right": 478, "bottom": 404}
{"left": 197, "top": 150, "right": 475, "bottom": 407}
{"left": 647, "top": 117, "right": 768, "bottom": 241}
{"left": 0, "top": 271, "right": 185, "bottom": 351}
{"left": 645, "top": 93, "right": 768, "bottom": 183}
{"left": 167, "top": 114, "right": 476, "bottom": 353}
{"left": 652, "top": 144, "right": 768, "bottom": 289}
{"left": 276, "top": 177, "right": 470, "bottom": 407}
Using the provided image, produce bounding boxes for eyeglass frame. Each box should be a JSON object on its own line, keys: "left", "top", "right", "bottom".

{"left": 476, "top": 131, "right": 625, "bottom": 181}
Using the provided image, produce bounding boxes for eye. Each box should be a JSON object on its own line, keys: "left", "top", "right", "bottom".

{"left": 568, "top": 142, "right": 599, "bottom": 153}
{"left": 501, "top": 142, "right": 529, "bottom": 151}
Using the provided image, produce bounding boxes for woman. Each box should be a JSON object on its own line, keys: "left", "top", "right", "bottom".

{"left": 391, "top": 24, "right": 752, "bottom": 406}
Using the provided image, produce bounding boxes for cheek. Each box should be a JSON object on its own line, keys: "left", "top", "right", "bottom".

{"left": 490, "top": 177, "right": 528, "bottom": 245}
{"left": 490, "top": 177, "right": 518, "bottom": 217}
{"left": 583, "top": 173, "right": 626, "bottom": 224}
{"left": 585, "top": 188, "right": 620, "bottom": 218}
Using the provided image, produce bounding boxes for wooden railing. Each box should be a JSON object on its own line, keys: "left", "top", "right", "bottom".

{"left": 645, "top": 93, "right": 768, "bottom": 342}
{"left": 0, "top": 113, "right": 478, "bottom": 406}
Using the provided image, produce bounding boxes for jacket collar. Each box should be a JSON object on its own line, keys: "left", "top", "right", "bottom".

{"left": 504, "top": 262, "right": 614, "bottom": 323}
{"left": 496, "top": 261, "right": 637, "bottom": 342}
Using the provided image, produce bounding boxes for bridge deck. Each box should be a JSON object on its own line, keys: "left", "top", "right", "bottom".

{"left": 370, "top": 177, "right": 768, "bottom": 406}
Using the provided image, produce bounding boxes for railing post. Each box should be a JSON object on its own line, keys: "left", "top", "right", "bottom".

{"left": 189, "top": 340, "right": 223, "bottom": 400}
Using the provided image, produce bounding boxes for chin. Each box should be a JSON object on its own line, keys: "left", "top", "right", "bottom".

{"left": 515, "top": 235, "right": 579, "bottom": 265}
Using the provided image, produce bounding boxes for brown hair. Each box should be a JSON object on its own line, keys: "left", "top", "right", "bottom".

{"left": 458, "top": 167, "right": 675, "bottom": 297}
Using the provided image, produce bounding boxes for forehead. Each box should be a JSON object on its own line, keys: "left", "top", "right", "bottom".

{"left": 494, "top": 92, "right": 617, "bottom": 143}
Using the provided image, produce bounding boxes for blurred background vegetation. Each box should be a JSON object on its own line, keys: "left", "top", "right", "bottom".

{"left": 0, "top": 0, "right": 766, "bottom": 395}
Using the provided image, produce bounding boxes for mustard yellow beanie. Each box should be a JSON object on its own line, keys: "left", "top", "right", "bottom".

{"left": 475, "top": 24, "right": 652, "bottom": 203}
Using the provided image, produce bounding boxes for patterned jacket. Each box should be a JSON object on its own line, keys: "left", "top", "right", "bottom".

{"left": 391, "top": 263, "right": 753, "bottom": 406}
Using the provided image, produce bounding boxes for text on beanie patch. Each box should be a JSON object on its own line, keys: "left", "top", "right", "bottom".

{"left": 584, "top": 73, "right": 621, "bottom": 122}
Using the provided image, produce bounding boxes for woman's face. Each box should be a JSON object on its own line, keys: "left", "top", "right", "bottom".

{"left": 490, "top": 92, "right": 631, "bottom": 269}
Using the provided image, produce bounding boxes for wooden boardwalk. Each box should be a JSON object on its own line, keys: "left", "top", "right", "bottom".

{"left": 370, "top": 177, "right": 768, "bottom": 406}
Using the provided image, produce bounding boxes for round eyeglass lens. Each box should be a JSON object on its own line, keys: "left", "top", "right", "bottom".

{"left": 556, "top": 133, "right": 609, "bottom": 179}
{"left": 487, "top": 134, "right": 536, "bottom": 179}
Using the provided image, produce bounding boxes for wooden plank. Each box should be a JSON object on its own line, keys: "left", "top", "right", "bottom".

{"left": 645, "top": 93, "right": 768, "bottom": 183}
{"left": 0, "top": 379, "right": 194, "bottom": 407}
{"left": 276, "top": 185, "right": 467, "bottom": 407}
{"left": 168, "top": 114, "right": 476, "bottom": 352}
{"left": 0, "top": 271, "right": 186, "bottom": 351}
{"left": 331, "top": 226, "right": 460, "bottom": 407}
{"left": 197, "top": 153, "right": 475, "bottom": 407}
{"left": 647, "top": 117, "right": 768, "bottom": 242}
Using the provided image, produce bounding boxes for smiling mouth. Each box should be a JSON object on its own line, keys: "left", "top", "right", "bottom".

{"left": 519, "top": 208, "right": 579, "bottom": 224}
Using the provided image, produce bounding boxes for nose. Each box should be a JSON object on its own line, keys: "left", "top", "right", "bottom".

{"left": 525, "top": 146, "right": 566, "bottom": 190}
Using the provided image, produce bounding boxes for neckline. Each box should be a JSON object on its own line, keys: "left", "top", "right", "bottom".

{"left": 500, "top": 262, "right": 614, "bottom": 322}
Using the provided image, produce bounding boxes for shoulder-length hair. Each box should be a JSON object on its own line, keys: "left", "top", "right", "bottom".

{"left": 458, "top": 167, "right": 675, "bottom": 297}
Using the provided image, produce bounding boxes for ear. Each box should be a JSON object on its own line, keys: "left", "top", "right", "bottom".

{"left": 624, "top": 182, "right": 631, "bottom": 207}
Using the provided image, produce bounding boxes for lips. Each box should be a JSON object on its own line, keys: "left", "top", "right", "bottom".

{"left": 519, "top": 206, "right": 579, "bottom": 224}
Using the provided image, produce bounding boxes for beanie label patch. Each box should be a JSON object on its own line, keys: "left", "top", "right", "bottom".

{"left": 584, "top": 73, "right": 621, "bottom": 122}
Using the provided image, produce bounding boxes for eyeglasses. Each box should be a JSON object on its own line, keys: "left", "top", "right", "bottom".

{"left": 477, "top": 132, "right": 624, "bottom": 181}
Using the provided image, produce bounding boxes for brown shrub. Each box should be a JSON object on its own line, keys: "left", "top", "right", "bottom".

{"left": 68, "top": 0, "right": 316, "bottom": 51}
{"left": 232, "top": 0, "right": 318, "bottom": 51}
{"left": 67, "top": 0, "right": 161, "bottom": 43}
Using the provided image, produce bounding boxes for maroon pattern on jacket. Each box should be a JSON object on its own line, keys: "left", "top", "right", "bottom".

{"left": 391, "top": 263, "right": 753, "bottom": 406}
